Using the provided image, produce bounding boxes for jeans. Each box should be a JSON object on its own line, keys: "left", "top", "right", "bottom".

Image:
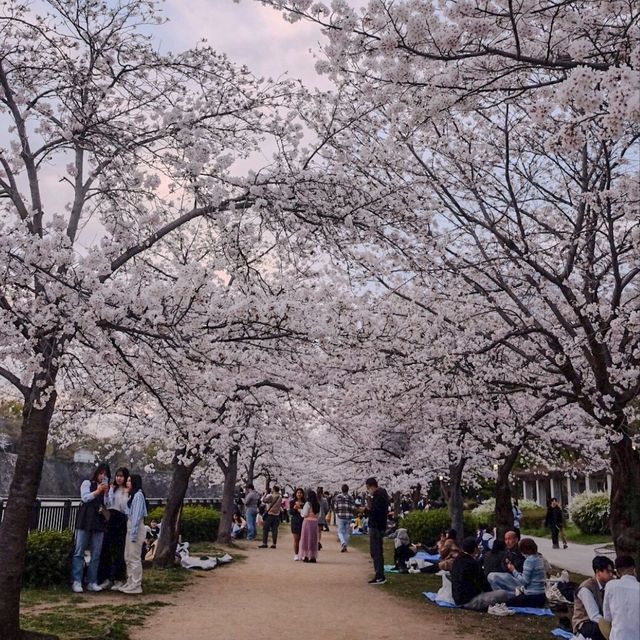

{"left": 369, "top": 526, "right": 385, "bottom": 580}
{"left": 72, "top": 529, "right": 104, "bottom": 585}
{"left": 337, "top": 517, "right": 351, "bottom": 547}
{"left": 246, "top": 508, "right": 257, "bottom": 540}
{"left": 262, "top": 514, "right": 279, "bottom": 546}
{"left": 463, "top": 590, "right": 511, "bottom": 611}
{"left": 487, "top": 571, "right": 519, "bottom": 592}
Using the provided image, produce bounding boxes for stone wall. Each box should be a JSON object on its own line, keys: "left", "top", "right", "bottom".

{"left": 0, "top": 451, "right": 217, "bottom": 499}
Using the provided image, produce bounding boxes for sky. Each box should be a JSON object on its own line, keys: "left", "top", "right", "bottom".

{"left": 163, "top": 0, "right": 328, "bottom": 88}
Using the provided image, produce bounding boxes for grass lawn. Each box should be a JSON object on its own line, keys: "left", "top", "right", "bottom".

{"left": 20, "top": 544, "right": 241, "bottom": 640}
{"left": 349, "top": 535, "right": 580, "bottom": 640}
{"left": 523, "top": 522, "right": 611, "bottom": 546}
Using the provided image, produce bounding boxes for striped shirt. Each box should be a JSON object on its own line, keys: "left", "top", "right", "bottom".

{"left": 511, "top": 554, "right": 546, "bottom": 595}
{"left": 127, "top": 490, "right": 148, "bottom": 542}
{"left": 333, "top": 492, "right": 355, "bottom": 520}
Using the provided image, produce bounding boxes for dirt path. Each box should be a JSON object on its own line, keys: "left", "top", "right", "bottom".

{"left": 132, "top": 529, "right": 459, "bottom": 640}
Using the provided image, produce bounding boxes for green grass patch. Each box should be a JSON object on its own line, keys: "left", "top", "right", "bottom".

{"left": 21, "top": 601, "right": 168, "bottom": 640}
{"left": 20, "top": 563, "right": 193, "bottom": 639}
{"left": 349, "top": 534, "right": 568, "bottom": 640}
{"left": 523, "top": 522, "right": 611, "bottom": 545}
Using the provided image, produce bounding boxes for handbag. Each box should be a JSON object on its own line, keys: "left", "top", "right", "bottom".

{"left": 98, "top": 504, "right": 111, "bottom": 522}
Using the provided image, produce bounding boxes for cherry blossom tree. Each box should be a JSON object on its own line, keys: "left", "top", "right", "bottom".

{"left": 261, "top": 0, "right": 640, "bottom": 557}
{"left": 0, "top": 0, "right": 302, "bottom": 634}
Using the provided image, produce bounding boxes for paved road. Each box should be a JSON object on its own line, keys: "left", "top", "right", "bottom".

{"left": 529, "top": 536, "right": 612, "bottom": 576}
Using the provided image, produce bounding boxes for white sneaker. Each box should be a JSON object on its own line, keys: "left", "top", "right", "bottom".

{"left": 98, "top": 580, "right": 112, "bottom": 590}
{"left": 488, "top": 603, "right": 514, "bottom": 616}
{"left": 86, "top": 583, "right": 103, "bottom": 592}
{"left": 71, "top": 581, "right": 83, "bottom": 593}
{"left": 120, "top": 584, "right": 142, "bottom": 594}
{"left": 111, "top": 581, "right": 126, "bottom": 591}
{"left": 294, "top": 555, "right": 300, "bottom": 561}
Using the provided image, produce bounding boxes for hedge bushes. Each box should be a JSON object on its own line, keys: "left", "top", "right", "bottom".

{"left": 470, "top": 498, "right": 546, "bottom": 530}
{"left": 146, "top": 505, "right": 220, "bottom": 542}
{"left": 402, "top": 508, "right": 476, "bottom": 545}
{"left": 568, "top": 492, "right": 610, "bottom": 535}
{"left": 23, "top": 529, "right": 73, "bottom": 587}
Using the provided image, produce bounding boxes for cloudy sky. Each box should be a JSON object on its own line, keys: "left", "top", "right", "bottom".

{"left": 164, "top": 0, "right": 328, "bottom": 87}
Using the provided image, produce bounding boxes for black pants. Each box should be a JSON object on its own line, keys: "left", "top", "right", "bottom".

{"left": 369, "top": 526, "right": 385, "bottom": 580}
{"left": 550, "top": 524, "right": 560, "bottom": 547}
{"left": 577, "top": 621, "right": 606, "bottom": 640}
{"left": 506, "top": 592, "right": 546, "bottom": 608}
{"left": 97, "top": 510, "right": 127, "bottom": 584}
{"left": 262, "top": 514, "right": 279, "bottom": 546}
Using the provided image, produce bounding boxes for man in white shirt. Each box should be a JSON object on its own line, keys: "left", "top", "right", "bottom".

{"left": 572, "top": 555, "right": 616, "bottom": 640}
{"left": 603, "top": 555, "right": 640, "bottom": 640}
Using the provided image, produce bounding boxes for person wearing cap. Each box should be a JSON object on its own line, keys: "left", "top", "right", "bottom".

{"left": 572, "top": 555, "right": 616, "bottom": 640}
{"left": 603, "top": 555, "right": 639, "bottom": 640}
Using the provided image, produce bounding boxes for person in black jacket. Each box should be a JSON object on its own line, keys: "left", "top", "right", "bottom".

{"left": 365, "top": 477, "right": 390, "bottom": 585}
{"left": 71, "top": 462, "right": 111, "bottom": 593}
{"left": 452, "top": 537, "right": 511, "bottom": 610}
{"left": 545, "top": 498, "right": 568, "bottom": 549}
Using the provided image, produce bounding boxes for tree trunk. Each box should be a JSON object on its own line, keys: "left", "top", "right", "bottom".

{"left": 494, "top": 445, "right": 522, "bottom": 540}
{"left": 216, "top": 447, "right": 239, "bottom": 545}
{"left": 153, "top": 452, "right": 200, "bottom": 568}
{"left": 392, "top": 490, "right": 401, "bottom": 518}
{"left": 447, "top": 458, "right": 466, "bottom": 542}
{"left": 410, "top": 483, "right": 422, "bottom": 509}
{"left": 0, "top": 385, "right": 57, "bottom": 640}
{"left": 609, "top": 435, "right": 640, "bottom": 566}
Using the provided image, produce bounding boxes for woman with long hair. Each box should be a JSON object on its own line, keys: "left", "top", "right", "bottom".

{"left": 116, "top": 474, "right": 148, "bottom": 594}
{"left": 289, "top": 487, "right": 305, "bottom": 561}
{"left": 71, "top": 462, "right": 111, "bottom": 593}
{"left": 299, "top": 489, "right": 320, "bottom": 563}
{"left": 97, "top": 467, "right": 129, "bottom": 590}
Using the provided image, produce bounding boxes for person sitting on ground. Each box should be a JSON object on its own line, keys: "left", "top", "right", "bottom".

{"left": 391, "top": 528, "right": 417, "bottom": 573}
{"left": 231, "top": 512, "right": 247, "bottom": 539}
{"left": 451, "top": 537, "right": 511, "bottom": 611}
{"left": 503, "top": 537, "right": 547, "bottom": 608}
{"left": 418, "top": 528, "right": 460, "bottom": 574}
{"left": 487, "top": 530, "right": 525, "bottom": 591}
{"left": 438, "top": 528, "right": 461, "bottom": 571}
{"left": 572, "top": 556, "right": 616, "bottom": 640}
{"left": 351, "top": 513, "right": 364, "bottom": 533}
{"left": 476, "top": 523, "right": 495, "bottom": 555}
{"left": 603, "top": 555, "right": 639, "bottom": 640}
{"left": 482, "top": 539, "right": 507, "bottom": 577}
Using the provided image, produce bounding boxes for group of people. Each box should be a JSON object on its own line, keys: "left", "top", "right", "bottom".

{"left": 71, "top": 463, "right": 148, "bottom": 595}
{"left": 239, "top": 477, "right": 390, "bottom": 584}
{"left": 572, "top": 554, "right": 639, "bottom": 640}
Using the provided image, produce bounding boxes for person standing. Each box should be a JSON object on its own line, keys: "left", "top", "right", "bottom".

{"left": 545, "top": 497, "right": 568, "bottom": 549}
{"left": 365, "top": 477, "right": 389, "bottom": 584}
{"left": 97, "top": 466, "right": 129, "bottom": 590}
{"left": 512, "top": 499, "right": 523, "bottom": 533}
{"left": 118, "top": 474, "right": 148, "bottom": 594}
{"left": 334, "top": 484, "right": 355, "bottom": 552}
{"left": 316, "top": 486, "right": 329, "bottom": 548}
{"left": 71, "top": 462, "right": 111, "bottom": 593}
{"left": 258, "top": 485, "right": 282, "bottom": 549}
{"left": 244, "top": 483, "right": 260, "bottom": 541}
{"left": 289, "top": 487, "right": 305, "bottom": 561}
{"left": 299, "top": 489, "right": 320, "bottom": 562}
{"left": 603, "top": 555, "right": 639, "bottom": 640}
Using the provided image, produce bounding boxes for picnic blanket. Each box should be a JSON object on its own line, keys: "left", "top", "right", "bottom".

{"left": 550, "top": 630, "right": 574, "bottom": 639}
{"left": 422, "top": 592, "right": 554, "bottom": 616}
{"left": 415, "top": 551, "right": 441, "bottom": 563}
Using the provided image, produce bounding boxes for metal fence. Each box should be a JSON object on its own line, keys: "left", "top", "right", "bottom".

{"left": 0, "top": 497, "right": 220, "bottom": 532}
